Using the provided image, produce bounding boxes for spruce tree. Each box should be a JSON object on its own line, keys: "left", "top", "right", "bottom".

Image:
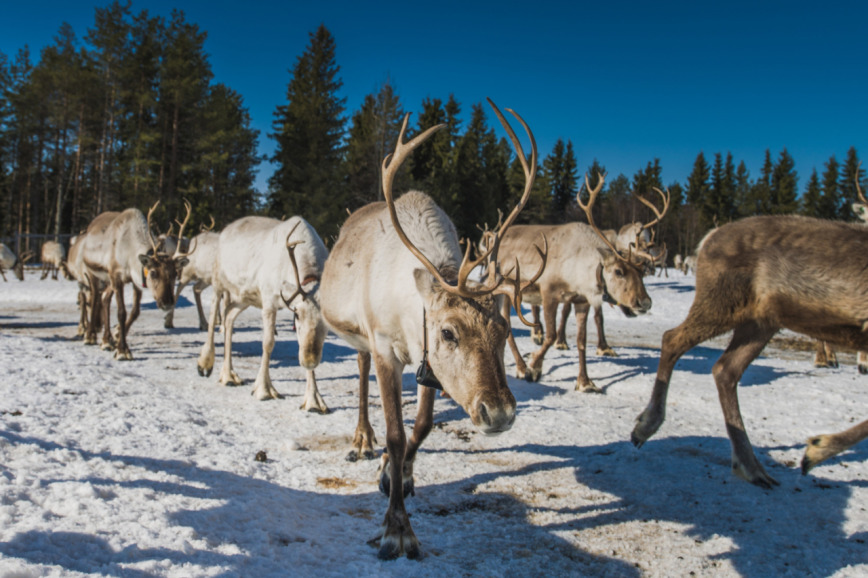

{"left": 544, "top": 138, "right": 578, "bottom": 223}
{"left": 820, "top": 156, "right": 841, "bottom": 219}
{"left": 770, "top": 148, "right": 798, "bottom": 214}
{"left": 733, "top": 160, "right": 751, "bottom": 218}
{"left": 268, "top": 24, "right": 346, "bottom": 239}
{"left": 800, "top": 169, "right": 822, "bottom": 217}
{"left": 840, "top": 147, "right": 864, "bottom": 221}
{"left": 343, "top": 80, "right": 404, "bottom": 207}
{"left": 748, "top": 149, "right": 775, "bottom": 216}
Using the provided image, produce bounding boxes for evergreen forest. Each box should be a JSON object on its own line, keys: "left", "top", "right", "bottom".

{"left": 1, "top": 4, "right": 865, "bottom": 260}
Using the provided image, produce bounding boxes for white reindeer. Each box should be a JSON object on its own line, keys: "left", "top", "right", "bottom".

{"left": 196, "top": 216, "right": 329, "bottom": 411}
{"left": 39, "top": 240, "right": 67, "bottom": 280}
{"left": 0, "top": 244, "right": 31, "bottom": 281}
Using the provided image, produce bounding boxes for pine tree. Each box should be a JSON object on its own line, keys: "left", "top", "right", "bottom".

{"left": 343, "top": 80, "right": 404, "bottom": 207}
{"left": 820, "top": 156, "right": 841, "bottom": 219}
{"left": 268, "top": 24, "right": 346, "bottom": 239}
{"left": 800, "top": 169, "right": 822, "bottom": 217}
{"left": 747, "top": 149, "right": 775, "bottom": 216}
{"left": 733, "top": 160, "right": 751, "bottom": 218}
{"left": 685, "top": 152, "right": 710, "bottom": 230}
{"left": 770, "top": 148, "right": 798, "bottom": 214}
{"left": 543, "top": 139, "right": 578, "bottom": 223}
{"left": 840, "top": 147, "right": 864, "bottom": 221}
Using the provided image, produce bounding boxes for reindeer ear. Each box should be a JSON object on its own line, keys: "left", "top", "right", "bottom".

{"left": 175, "top": 257, "right": 189, "bottom": 268}
{"left": 596, "top": 247, "right": 615, "bottom": 261}
{"left": 413, "top": 268, "right": 437, "bottom": 300}
{"left": 138, "top": 254, "right": 152, "bottom": 267}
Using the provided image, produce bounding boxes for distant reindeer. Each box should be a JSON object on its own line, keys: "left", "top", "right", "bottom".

{"left": 40, "top": 240, "right": 67, "bottom": 280}
{"left": 673, "top": 253, "right": 684, "bottom": 273}
{"left": 632, "top": 214, "right": 868, "bottom": 486}
{"left": 81, "top": 202, "right": 192, "bottom": 359}
{"left": 496, "top": 177, "right": 658, "bottom": 391}
{"left": 0, "top": 244, "right": 31, "bottom": 281}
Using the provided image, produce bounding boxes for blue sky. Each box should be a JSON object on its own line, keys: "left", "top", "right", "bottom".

{"left": 3, "top": 0, "right": 867, "bottom": 194}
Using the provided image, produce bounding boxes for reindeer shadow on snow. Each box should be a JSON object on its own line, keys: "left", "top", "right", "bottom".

{"left": 0, "top": 430, "right": 640, "bottom": 576}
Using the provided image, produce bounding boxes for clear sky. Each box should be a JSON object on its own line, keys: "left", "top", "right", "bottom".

{"left": 3, "top": 0, "right": 867, "bottom": 195}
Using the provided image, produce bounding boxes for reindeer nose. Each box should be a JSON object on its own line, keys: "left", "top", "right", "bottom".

{"left": 473, "top": 398, "right": 516, "bottom": 436}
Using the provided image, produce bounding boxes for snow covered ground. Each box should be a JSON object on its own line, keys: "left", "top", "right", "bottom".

{"left": 1, "top": 269, "right": 867, "bottom": 577}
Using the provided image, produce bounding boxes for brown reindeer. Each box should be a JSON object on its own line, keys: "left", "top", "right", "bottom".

{"left": 81, "top": 202, "right": 192, "bottom": 359}
{"left": 632, "top": 214, "right": 868, "bottom": 486}
{"left": 319, "top": 100, "right": 543, "bottom": 559}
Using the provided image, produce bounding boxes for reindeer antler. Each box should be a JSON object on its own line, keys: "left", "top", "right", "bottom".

{"left": 172, "top": 199, "right": 197, "bottom": 259}
{"left": 146, "top": 201, "right": 161, "bottom": 253}
{"left": 280, "top": 221, "right": 311, "bottom": 309}
{"left": 577, "top": 172, "right": 634, "bottom": 264}
{"left": 200, "top": 215, "right": 216, "bottom": 233}
{"left": 382, "top": 99, "right": 544, "bottom": 298}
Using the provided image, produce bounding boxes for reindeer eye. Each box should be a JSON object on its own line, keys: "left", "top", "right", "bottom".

{"left": 441, "top": 329, "right": 456, "bottom": 343}
{"left": 614, "top": 268, "right": 624, "bottom": 278}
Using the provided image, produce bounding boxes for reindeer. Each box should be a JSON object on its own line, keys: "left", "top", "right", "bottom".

{"left": 319, "top": 100, "right": 543, "bottom": 560}
{"left": 525, "top": 201, "right": 668, "bottom": 355}
{"left": 39, "top": 240, "right": 68, "bottom": 280}
{"left": 81, "top": 202, "right": 192, "bottom": 359}
{"left": 631, "top": 214, "right": 868, "bottom": 487}
{"left": 497, "top": 176, "right": 655, "bottom": 392}
{"left": 0, "top": 244, "right": 33, "bottom": 281}
{"left": 815, "top": 172, "right": 868, "bottom": 373}
{"left": 673, "top": 253, "right": 684, "bottom": 273}
{"left": 164, "top": 216, "right": 218, "bottom": 331}
{"left": 196, "top": 215, "right": 329, "bottom": 411}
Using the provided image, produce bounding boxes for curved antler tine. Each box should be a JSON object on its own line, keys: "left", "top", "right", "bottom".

{"left": 638, "top": 187, "right": 671, "bottom": 230}
{"left": 856, "top": 162, "right": 867, "bottom": 206}
{"left": 172, "top": 200, "right": 196, "bottom": 259}
{"left": 146, "top": 201, "right": 161, "bottom": 253}
{"left": 577, "top": 172, "right": 628, "bottom": 262}
{"left": 200, "top": 214, "right": 215, "bottom": 233}
{"left": 382, "top": 114, "right": 452, "bottom": 288}
{"left": 501, "top": 234, "right": 548, "bottom": 328}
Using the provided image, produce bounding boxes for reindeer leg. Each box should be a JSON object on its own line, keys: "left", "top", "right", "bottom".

{"left": 531, "top": 305, "right": 543, "bottom": 345}
{"left": 525, "top": 293, "right": 558, "bottom": 382}
{"left": 713, "top": 321, "right": 778, "bottom": 488}
{"left": 594, "top": 304, "right": 617, "bottom": 357}
{"left": 165, "top": 279, "right": 186, "bottom": 329}
{"left": 252, "top": 306, "right": 281, "bottom": 400}
{"left": 803, "top": 418, "right": 868, "bottom": 474}
{"left": 858, "top": 351, "right": 868, "bottom": 375}
{"left": 113, "top": 280, "right": 133, "bottom": 360}
{"left": 503, "top": 296, "right": 529, "bottom": 379}
{"left": 372, "top": 351, "right": 419, "bottom": 560}
{"left": 100, "top": 286, "right": 115, "bottom": 350}
{"left": 218, "top": 303, "right": 245, "bottom": 386}
{"left": 814, "top": 340, "right": 838, "bottom": 368}
{"left": 347, "top": 351, "right": 377, "bottom": 461}
{"left": 84, "top": 277, "right": 100, "bottom": 345}
{"left": 395, "top": 385, "right": 436, "bottom": 500}
{"left": 0, "top": 267, "right": 7, "bottom": 282}
{"left": 194, "top": 282, "right": 208, "bottom": 331}
{"left": 574, "top": 301, "right": 600, "bottom": 392}
{"left": 555, "top": 302, "right": 571, "bottom": 350}
{"left": 632, "top": 308, "right": 730, "bottom": 448}
{"left": 125, "top": 286, "right": 141, "bottom": 332}
{"left": 197, "top": 291, "right": 221, "bottom": 377}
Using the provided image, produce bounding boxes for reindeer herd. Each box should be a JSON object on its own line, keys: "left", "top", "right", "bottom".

{"left": 3, "top": 100, "right": 868, "bottom": 560}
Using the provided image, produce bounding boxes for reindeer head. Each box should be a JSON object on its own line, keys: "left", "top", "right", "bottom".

{"left": 281, "top": 221, "right": 327, "bottom": 370}
{"left": 383, "top": 99, "right": 545, "bottom": 435}
{"left": 579, "top": 174, "right": 653, "bottom": 317}
{"left": 140, "top": 200, "right": 194, "bottom": 311}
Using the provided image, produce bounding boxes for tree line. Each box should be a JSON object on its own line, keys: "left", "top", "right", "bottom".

{"left": 2, "top": 6, "right": 865, "bottom": 262}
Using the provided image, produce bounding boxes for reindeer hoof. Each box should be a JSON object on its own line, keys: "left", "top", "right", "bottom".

{"left": 523, "top": 368, "right": 542, "bottom": 382}
{"left": 555, "top": 342, "right": 569, "bottom": 351}
{"left": 197, "top": 365, "right": 212, "bottom": 377}
{"left": 114, "top": 349, "right": 133, "bottom": 361}
{"left": 576, "top": 382, "right": 602, "bottom": 393}
{"left": 532, "top": 335, "right": 543, "bottom": 346}
{"left": 164, "top": 321, "right": 174, "bottom": 329}
{"left": 860, "top": 364, "right": 868, "bottom": 375}
{"left": 597, "top": 347, "right": 618, "bottom": 357}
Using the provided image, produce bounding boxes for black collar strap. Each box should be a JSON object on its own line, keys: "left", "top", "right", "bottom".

{"left": 416, "top": 308, "right": 443, "bottom": 390}
{"left": 596, "top": 263, "right": 617, "bottom": 306}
